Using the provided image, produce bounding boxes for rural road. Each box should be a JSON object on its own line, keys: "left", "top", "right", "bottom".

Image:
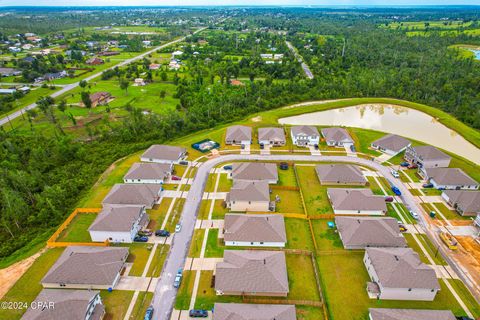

{"left": 286, "top": 41, "right": 314, "bottom": 79}
{"left": 151, "top": 153, "right": 476, "bottom": 320}
{"left": 0, "top": 27, "right": 207, "bottom": 127}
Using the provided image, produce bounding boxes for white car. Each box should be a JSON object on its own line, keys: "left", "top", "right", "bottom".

{"left": 409, "top": 211, "right": 419, "bottom": 220}
{"left": 391, "top": 170, "right": 400, "bottom": 178}
{"left": 175, "top": 224, "right": 182, "bottom": 233}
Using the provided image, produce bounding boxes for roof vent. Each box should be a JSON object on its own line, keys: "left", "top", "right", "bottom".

{"left": 394, "top": 255, "right": 399, "bottom": 261}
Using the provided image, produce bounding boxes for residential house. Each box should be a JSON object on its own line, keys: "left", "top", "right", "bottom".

{"left": 258, "top": 127, "right": 286, "bottom": 146}
{"left": 149, "top": 63, "right": 160, "bottom": 70}
{"left": 368, "top": 308, "right": 456, "bottom": 320}
{"left": 102, "top": 184, "right": 162, "bottom": 209}
{"left": 213, "top": 303, "right": 296, "bottom": 320}
{"left": 371, "top": 134, "right": 411, "bottom": 156}
{"left": 404, "top": 145, "right": 451, "bottom": 169}
{"left": 215, "top": 250, "right": 289, "bottom": 297}
{"left": 42, "top": 246, "right": 129, "bottom": 289}
{"left": 21, "top": 289, "right": 105, "bottom": 320}
{"left": 335, "top": 216, "right": 407, "bottom": 249}
{"left": 223, "top": 214, "right": 286, "bottom": 247}
{"left": 86, "top": 92, "right": 112, "bottom": 108}
{"left": 0, "top": 67, "right": 21, "bottom": 77}
{"left": 226, "top": 180, "right": 271, "bottom": 212}
{"left": 134, "top": 78, "right": 145, "bottom": 86}
{"left": 290, "top": 125, "right": 320, "bottom": 147}
{"left": 441, "top": 190, "right": 480, "bottom": 216}
{"left": 321, "top": 127, "right": 354, "bottom": 147}
{"left": 86, "top": 57, "right": 104, "bottom": 65}
{"left": 0, "top": 88, "right": 16, "bottom": 95}
{"left": 141, "top": 145, "right": 186, "bottom": 165}
{"left": 99, "top": 51, "right": 120, "bottom": 56}
{"left": 229, "top": 79, "right": 245, "bottom": 86}
{"left": 124, "top": 162, "right": 172, "bottom": 184}
{"left": 88, "top": 205, "right": 148, "bottom": 243}
{"left": 327, "top": 188, "right": 387, "bottom": 215}
{"left": 225, "top": 125, "right": 252, "bottom": 145}
{"left": 231, "top": 162, "right": 278, "bottom": 184}
{"left": 423, "top": 168, "right": 479, "bottom": 190}
{"left": 364, "top": 247, "right": 440, "bottom": 301}
{"left": 315, "top": 164, "right": 367, "bottom": 186}
{"left": 44, "top": 71, "right": 67, "bottom": 81}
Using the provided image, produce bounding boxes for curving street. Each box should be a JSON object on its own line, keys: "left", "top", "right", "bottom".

{"left": 151, "top": 153, "right": 477, "bottom": 320}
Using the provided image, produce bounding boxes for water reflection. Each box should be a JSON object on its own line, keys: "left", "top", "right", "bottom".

{"left": 279, "top": 104, "right": 480, "bottom": 164}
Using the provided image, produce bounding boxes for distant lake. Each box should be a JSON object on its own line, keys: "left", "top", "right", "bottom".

{"left": 278, "top": 104, "right": 480, "bottom": 164}
{"left": 469, "top": 49, "right": 480, "bottom": 60}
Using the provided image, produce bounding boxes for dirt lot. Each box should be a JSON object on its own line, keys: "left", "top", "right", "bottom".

{"left": 455, "top": 236, "right": 480, "bottom": 295}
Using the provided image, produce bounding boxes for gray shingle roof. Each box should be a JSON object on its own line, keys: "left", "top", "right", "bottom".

{"left": 372, "top": 134, "right": 411, "bottom": 153}
{"left": 227, "top": 181, "right": 270, "bottom": 203}
{"left": 215, "top": 250, "right": 289, "bottom": 295}
{"left": 291, "top": 125, "right": 319, "bottom": 137}
{"left": 232, "top": 162, "right": 278, "bottom": 182}
{"left": 124, "top": 162, "right": 171, "bottom": 181}
{"left": 321, "top": 127, "right": 353, "bottom": 143}
{"left": 258, "top": 127, "right": 286, "bottom": 143}
{"left": 88, "top": 205, "right": 146, "bottom": 233}
{"left": 411, "top": 146, "right": 451, "bottom": 161}
{"left": 369, "top": 308, "right": 456, "bottom": 320}
{"left": 327, "top": 188, "right": 387, "bottom": 212}
{"left": 225, "top": 125, "right": 252, "bottom": 142}
{"left": 213, "top": 303, "right": 296, "bottom": 320}
{"left": 141, "top": 145, "right": 186, "bottom": 161}
{"left": 335, "top": 217, "right": 407, "bottom": 248}
{"left": 42, "top": 246, "right": 128, "bottom": 286}
{"left": 224, "top": 214, "right": 286, "bottom": 243}
{"left": 425, "top": 168, "right": 478, "bottom": 186}
{"left": 366, "top": 248, "right": 440, "bottom": 290}
{"left": 22, "top": 289, "right": 102, "bottom": 320}
{"left": 443, "top": 190, "right": 480, "bottom": 213}
{"left": 102, "top": 184, "right": 162, "bottom": 207}
{"left": 315, "top": 164, "right": 367, "bottom": 185}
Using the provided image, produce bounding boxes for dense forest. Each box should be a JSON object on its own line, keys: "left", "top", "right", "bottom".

{"left": 1, "top": 6, "right": 480, "bottom": 261}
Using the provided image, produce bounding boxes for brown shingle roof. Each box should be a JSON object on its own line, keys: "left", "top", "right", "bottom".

{"left": 321, "top": 127, "right": 353, "bottom": 143}
{"left": 369, "top": 308, "right": 456, "bottom": 320}
{"left": 225, "top": 125, "right": 252, "bottom": 142}
{"left": 141, "top": 145, "right": 186, "bottom": 162}
{"left": 224, "top": 214, "right": 286, "bottom": 243}
{"left": 425, "top": 168, "right": 478, "bottom": 186}
{"left": 124, "top": 162, "right": 171, "bottom": 181}
{"left": 42, "top": 246, "right": 128, "bottom": 286}
{"left": 291, "top": 125, "right": 319, "bottom": 137}
{"left": 102, "top": 184, "right": 162, "bottom": 207}
{"left": 335, "top": 217, "right": 407, "bottom": 248}
{"left": 227, "top": 181, "right": 270, "bottom": 203}
{"left": 213, "top": 303, "right": 296, "bottom": 320}
{"left": 88, "top": 205, "right": 146, "bottom": 233}
{"left": 315, "top": 164, "right": 367, "bottom": 185}
{"left": 411, "top": 146, "right": 451, "bottom": 162}
{"left": 215, "top": 250, "right": 289, "bottom": 295}
{"left": 232, "top": 162, "right": 278, "bottom": 182}
{"left": 366, "top": 248, "right": 440, "bottom": 290}
{"left": 372, "top": 134, "right": 410, "bottom": 153}
{"left": 258, "top": 127, "right": 286, "bottom": 143}
{"left": 327, "top": 188, "right": 387, "bottom": 212}
{"left": 22, "top": 289, "right": 102, "bottom": 320}
{"left": 443, "top": 190, "right": 480, "bottom": 213}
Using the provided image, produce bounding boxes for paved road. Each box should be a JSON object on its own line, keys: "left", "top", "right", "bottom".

{"left": 0, "top": 27, "right": 207, "bottom": 127}
{"left": 152, "top": 153, "right": 478, "bottom": 320}
{"left": 286, "top": 41, "right": 314, "bottom": 79}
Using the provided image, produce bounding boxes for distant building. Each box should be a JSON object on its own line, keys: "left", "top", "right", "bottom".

{"left": 423, "top": 168, "right": 479, "bottom": 190}
{"left": 87, "top": 91, "right": 112, "bottom": 108}
{"left": 102, "top": 184, "right": 162, "bottom": 209}
{"left": 149, "top": 63, "right": 161, "bottom": 70}
{"left": 371, "top": 134, "right": 411, "bottom": 156}
{"left": 0, "top": 67, "right": 22, "bottom": 77}
{"left": 86, "top": 57, "right": 104, "bottom": 65}
{"left": 141, "top": 145, "right": 186, "bottom": 165}
{"left": 368, "top": 308, "right": 456, "bottom": 320}
{"left": 442, "top": 190, "right": 480, "bottom": 216}
{"left": 134, "top": 78, "right": 146, "bottom": 86}
{"left": 124, "top": 162, "right": 172, "bottom": 184}
{"left": 405, "top": 145, "right": 451, "bottom": 169}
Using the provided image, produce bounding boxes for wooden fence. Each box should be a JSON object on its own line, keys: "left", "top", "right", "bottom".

{"left": 242, "top": 298, "right": 322, "bottom": 307}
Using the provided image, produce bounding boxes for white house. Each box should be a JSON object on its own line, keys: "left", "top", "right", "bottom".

{"left": 290, "top": 125, "right": 320, "bottom": 146}
{"left": 321, "top": 127, "right": 353, "bottom": 147}
{"left": 423, "top": 168, "right": 479, "bottom": 190}
{"left": 140, "top": 145, "right": 186, "bottom": 165}
{"left": 371, "top": 134, "right": 411, "bottom": 156}
{"left": 123, "top": 162, "right": 172, "bottom": 184}
{"left": 258, "top": 127, "right": 286, "bottom": 147}
{"left": 88, "top": 205, "right": 148, "bottom": 243}
{"left": 226, "top": 181, "right": 271, "bottom": 212}
{"left": 225, "top": 125, "right": 252, "bottom": 146}
{"left": 405, "top": 145, "right": 451, "bottom": 169}
{"left": 223, "top": 214, "right": 286, "bottom": 247}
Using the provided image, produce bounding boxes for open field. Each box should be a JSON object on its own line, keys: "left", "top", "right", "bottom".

{"left": 56, "top": 212, "right": 96, "bottom": 242}
{"left": 285, "top": 218, "right": 315, "bottom": 251}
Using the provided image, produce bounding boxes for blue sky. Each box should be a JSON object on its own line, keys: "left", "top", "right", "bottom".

{"left": 1, "top": 0, "right": 480, "bottom": 6}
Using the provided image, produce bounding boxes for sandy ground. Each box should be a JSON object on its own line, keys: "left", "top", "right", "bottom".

{"left": 0, "top": 248, "right": 45, "bottom": 299}
{"left": 454, "top": 237, "right": 480, "bottom": 295}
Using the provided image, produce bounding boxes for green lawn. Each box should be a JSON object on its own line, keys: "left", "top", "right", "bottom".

{"left": 211, "top": 200, "right": 229, "bottom": 219}
{"left": 147, "top": 197, "right": 172, "bottom": 229}
{"left": 0, "top": 86, "right": 60, "bottom": 118}
{"left": 194, "top": 270, "right": 243, "bottom": 310}
{"left": 311, "top": 219, "right": 344, "bottom": 252}
{"left": 432, "top": 202, "right": 470, "bottom": 220}
{"left": 164, "top": 198, "right": 185, "bottom": 233}
{"left": 448, "top": 279, "right": 480, "bottom": 318}
{"left": 204, "top": 229, "right": 224, "bottom": 258}
{"left": 189, "top": 229, "right": 205, "bottom": 258}
{"left": 175, "top": 270, "right": 196, "bottom": 309}
{"left": 0, "top": 248, "right": 64, "bottom": 320}
{"left": 403, "top": 233, "right": 447, "bottom": 265}
{"left": 278, "top": 166, "right": 298, "bottom": 186}
{"left": 100, "top": 290, "right": 134, "bottom": 320}
{"left": 56, "top": 213, "right": 96, "bottom": 242}
{"left": 349, "top": 127, "right": 384, "bottom": 156}
{"left": 217, "top": 173, "right": 233, "bottom": 192}
{"left": 274, "top": 189, "right": 305, "bottom": 214}
{"left": 285, "top": 218, "right": 315, "bottom": 251}
{"left": 146, "top": 244, "right": 170, "bottom": 277}
{"left": 296, "top": 166, "right": 333, "bottom": 216}
{"left": 296, "top": 306, "right": 325, "bottom": 320}
{"left": 367, "top": 176, "right": 384, "bottom": 195}
{"left": 129, "top": 292, "right": 153, "bottom": 320}
{"left": 124, "top": 243, "right": 154, "bottom": 276}
{"left": 286, "top": 254, "right": 320, "bottom": 301}
{"left": 401, "top": 169, "right": 421, "bottom": 182}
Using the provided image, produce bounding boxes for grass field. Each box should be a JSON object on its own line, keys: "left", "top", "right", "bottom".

{"left": 174, "top": 270, "right": 196, "bottom": 309}
{"left": 129, "top": 291, "right": 153, "bottom": 320}
{"left": 56, "top": 213, "right": 96, "bottom": 242}
{"left": 211, "top": 200, "right": 229, "bottom": 219}
{"left": 311, "top": 219, "right": 344, "bottom": 252}
{"left": 194, "top": 271, "right": 242, "bottom": 309}
{"left": 285, "top": 218, "right": 315, "bottom": 251}
{"left": 286, "top": 254, "right": 320, "bottom": 301}
{"left": 296, "top": 166, "right": 333, "bottom": 216}
{"left": 204, "top": 229, "right": 224, "bottom": 258}
{"left": 278, "top": 166, "right": 298, "bottom": 186}
{"left": 274, "top": 189, "right": 304, "bottom": 214}
{"left": 0, "top": 86, "right": 60, "bottom": 118}
{"left": 124, "top": 243, "right": 154, "bottom": 276}
{"left": 189, "top": 229, "right": 205, "bottom": 258}
{"left": 101, "top": 290, "right": 134, "bottom": 320}
{"left": 146, "top": 244, "right": 170, "bottom": 277}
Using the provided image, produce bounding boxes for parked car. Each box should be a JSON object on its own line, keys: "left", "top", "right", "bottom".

{"left": 350, "top": 144, "right": 356, "bottom": 152}
{"left": 422, "top": 183, "right": 434, "bottom": 188}
{"left": 279, "top": 162, "right": 289, "bottom": 170}
{"left": 134, "top": 235, "right": 149, "bottom": 242}
{"left": 391, "top": 170, "right": 400, "bottom": 178}
{"left": 138, "top": 230, "right": 152, "bottom": 236}
{"left": 144, "top": 306, "right": 154, "bottom": 320}
{"left": 314, "top": 144, "right": 319, "bottom": 150}
{"left": 173, "top": 269, "right": 183, "bottom": 288}
{"left": 260, "top": 143, "right": 264, "bottom": 149}
{"left": 456, "top": 317, "right": 474, "bottom": 320}
{"left": 407, "top": 163, "right": 418, "bottom": 169}
{"left": 175, "top": 224, "right": 182, "bottom": 233}
{"left": 409, "top": 211, "right": 419, "bottom": 220}
{"left": 241, "top": 144, "right": 245, "bottom": 150}
{"left": 171, "top": 175, "right": 181, "bottom": 181}
{"left": 223, "top": 165, "right": 233, "bottom": 170}
{"left": 384, "top": 196, "right": 394, "bottom": 202}
{"left": 391, "top": 186, "right": 402, "bottom": 196}
{"left": 155, "top": 229, "right": 170, "bottom": 237}
{"left": 400, "top": 162, "right": 410, "bottom": 167}
{"left": 179, "top": 160, "right": 189, "bottom": 166}
{"left": 398, "top": 224, "right": 407, "bottom": 232}
{"left": 189, "top": 309, "right": 208, "bottom": 318}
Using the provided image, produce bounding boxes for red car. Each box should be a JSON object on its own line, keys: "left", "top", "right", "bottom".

{"left": 408, "top": 164, "right": 418, "bottom": 169}
{"left": 384, "top": 196, "right": 394, "bottom": 202}
{"left": 171, "top": 175, "right": 181, "bottom": 181}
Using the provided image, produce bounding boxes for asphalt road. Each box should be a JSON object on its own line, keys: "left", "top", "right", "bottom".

{"left": 286, "top": 41, "right": 314, "bottom": 79}
{"left": 0, "top": 27, "right": 207, "bottom": 127}
{"left": 151, "top": 153, "right": 466, "bottom": 320}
